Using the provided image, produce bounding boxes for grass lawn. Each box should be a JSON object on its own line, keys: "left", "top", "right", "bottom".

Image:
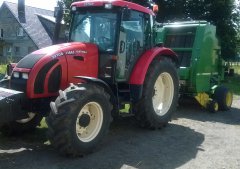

{"left": 231, "top": 65, "right": 240, "bottom": 74}
{"left": 0, "top": 64, "right": 6, "bottom": 74}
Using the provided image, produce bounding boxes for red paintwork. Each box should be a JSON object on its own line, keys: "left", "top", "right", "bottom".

{"left": 24, "top": 42, "right": 98, "bottom": 99}
{"left": 129, "top": 47, "right": 177, "bottom": 85}
{"left": 72, "top": 0, "right": 155, "bottom": 16}
{"left": 65, "top": 43, "right": 98, "bottom": 84}
{"left": 13, "top": 68, "right": 30, "bottom": 73}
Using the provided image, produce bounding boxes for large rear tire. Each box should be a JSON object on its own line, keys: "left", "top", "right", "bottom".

{"left": 135, "top": 57, "right": 179, "bottom": 129}
{"left": 46, "top": 84, "right": 112, "bottom": 157}
{"left": 213, "top": 86, "right": 233, "bottom": 111}
{"left": 0, "top": 113, "right": 43, "bottom": 136}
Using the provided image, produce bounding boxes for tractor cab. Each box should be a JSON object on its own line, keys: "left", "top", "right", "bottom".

{"left": 69, "top": 0, "right": 155, "bottom": 82}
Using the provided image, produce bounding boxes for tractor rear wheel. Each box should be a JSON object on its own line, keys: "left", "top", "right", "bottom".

{"left": 135, "top": 57, "right": 179, "bottom": 129}
{"left": 46, "top": 84, "right": 112, "bottom": 157}
{"left": 213, "top": 86, "right": 233, "bottom": 111}
{"left": 0, "top": 113, "right": 43, "bottom": 136}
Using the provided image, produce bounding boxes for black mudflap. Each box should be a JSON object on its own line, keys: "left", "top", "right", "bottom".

{"left": 0, "top": 87, "right": 26, "bottom": 126}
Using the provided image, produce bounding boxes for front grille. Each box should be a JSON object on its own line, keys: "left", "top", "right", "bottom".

{"left": 10, "top": 77, "right": 27, "bottom": 92}
{"left": 34, "top": 60, "right": 58, "bottom": 94}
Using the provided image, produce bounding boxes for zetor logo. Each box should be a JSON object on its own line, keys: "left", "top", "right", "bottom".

{"left": 84, "top": 2, "right": 94, "bottom": 6}
{"left": 52, "top": 52, "right": 64, "bottom": 59}
{"left": 52, "top": 50, "right": 88, "bottom": 59}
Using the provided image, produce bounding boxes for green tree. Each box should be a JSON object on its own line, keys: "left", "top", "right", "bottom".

{"left": 234, "top": 2, "right": 240, "bottom": 58}
{"left": 155, "top": 0, "right": 240, "bottom": 60}
{"left": 59, "top": 0, "right": 78, "bottom": 25}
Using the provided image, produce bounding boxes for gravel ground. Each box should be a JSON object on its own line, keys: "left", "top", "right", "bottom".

{"left": 0, "top": 96, "right": 239, "bottom": 169}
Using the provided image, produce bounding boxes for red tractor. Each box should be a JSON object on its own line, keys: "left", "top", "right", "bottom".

{"left": 0, "top": 0, "right": 179, "bottom": 156}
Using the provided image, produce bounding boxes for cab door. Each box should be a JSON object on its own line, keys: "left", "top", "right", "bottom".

{"left": 116, "top": 10, "right": 151, "bottom": 82}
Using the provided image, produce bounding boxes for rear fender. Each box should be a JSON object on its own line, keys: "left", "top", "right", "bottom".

{"left": 129, "top": 47, "right": 178, "bottom": 85}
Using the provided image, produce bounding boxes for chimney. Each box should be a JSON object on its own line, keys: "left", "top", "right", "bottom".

{"left": 18, "top": 0, "right": 26, "bottom": 23}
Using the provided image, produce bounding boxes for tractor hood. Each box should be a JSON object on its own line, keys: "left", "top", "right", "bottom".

{"left": 16, "top": 42, "right": 98, "bottom": 69}
{"left": 12, "top": 42, "right": 98, "bottom": 99}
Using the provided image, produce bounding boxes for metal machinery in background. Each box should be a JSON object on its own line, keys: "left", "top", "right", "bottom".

{"left": 156, "top": 21, "right": 233, "bottom": 112}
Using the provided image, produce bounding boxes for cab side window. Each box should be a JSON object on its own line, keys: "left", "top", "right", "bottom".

{"left": 121, "top": 11, "right": 150, "bottom": 70}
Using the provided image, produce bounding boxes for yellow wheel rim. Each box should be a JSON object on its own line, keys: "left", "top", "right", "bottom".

{"left": 214, "top": 102, "right": 219, "bottom": 111}
{"left": 226, "top": 92, "right": 233, "bottom": 107}
{"left": 75, "top": 102, "right": 103, "bottom": 143}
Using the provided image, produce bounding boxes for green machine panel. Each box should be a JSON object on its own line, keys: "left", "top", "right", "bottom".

{"left": 155, "top": 21, "right": 223, "bottom": 95}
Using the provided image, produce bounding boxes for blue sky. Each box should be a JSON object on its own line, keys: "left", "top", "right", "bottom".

{"left": 0, "top": 0, "right": 57, "bottom": 10}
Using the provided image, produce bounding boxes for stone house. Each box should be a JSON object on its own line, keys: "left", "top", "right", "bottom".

{"left": 0, "top": 0, "right": 65, "bottom": 62}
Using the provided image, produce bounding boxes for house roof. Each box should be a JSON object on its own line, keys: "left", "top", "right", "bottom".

{"left": 2, "top": 1, "right": 55, "bottom": 48}
{"left": 36, "top": 13, "right": 65, "bottom": 25}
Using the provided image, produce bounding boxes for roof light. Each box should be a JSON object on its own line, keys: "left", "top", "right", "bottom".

{"left": 71, "top": 6, "right": 76, "bottom": 12}
{"left": 153, "top": 4, "right": 159, "bottom": 14}
{"left": 104, "top": 3, "right": 112, "bottom": 9}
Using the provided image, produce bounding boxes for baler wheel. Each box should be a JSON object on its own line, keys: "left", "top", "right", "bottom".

{"left": 135, "top": 58, "right": 179, "bottom": 129}
{"left": 207, "top": 100, "right": 219, "bottom": 113}
{"left": 0, "top": 113, "right": 43, "bottom": 136}
{"left": 213, "top": 86, "right": 233, "bottom": 111}
{"left": 46, "top": 84, "right": 112, "bottom": 157}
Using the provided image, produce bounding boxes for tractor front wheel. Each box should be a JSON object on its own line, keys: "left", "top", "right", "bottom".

{"left": 135, "top": 57, "right": 179, "bottom": 129}
{"left": 46, "top": 84, "right": 112, "bottom": 156}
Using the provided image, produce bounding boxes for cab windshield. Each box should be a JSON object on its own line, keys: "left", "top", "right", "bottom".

{"left": 70, "top": 9, "right": 118, "bottom": 53}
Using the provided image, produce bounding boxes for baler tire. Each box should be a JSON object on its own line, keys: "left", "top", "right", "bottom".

{"left": 207, "top": 100, "right": 219, "bottom": 113}
{"left": 0, "top": 113, "right": 43, "bottom": 136}
{"left": 213, "top": 86, "right": 233, "bottom": 111}
{"left": 46, "top": 84, "right": 112, "bottom": 157}
{"left": 135, "top": 57, "right": 179, "bottom": 129}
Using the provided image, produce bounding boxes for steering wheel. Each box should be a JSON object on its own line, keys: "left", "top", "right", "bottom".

{"left": 98, "top": 36, "right": 112, "bottom": 51}
{"left": 98, "top": 36, "right": 110, "bottom": 43}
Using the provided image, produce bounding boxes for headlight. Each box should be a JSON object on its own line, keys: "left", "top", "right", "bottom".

{"left": 22, "top": 73, "right": 29, "bottom": 79}
{"left": 13, "top": 72, "right": 20, "bottom": 78}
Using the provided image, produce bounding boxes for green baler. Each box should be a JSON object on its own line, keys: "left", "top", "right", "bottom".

{"left": 155, "top": 21, "right": 233, "bottom": 112}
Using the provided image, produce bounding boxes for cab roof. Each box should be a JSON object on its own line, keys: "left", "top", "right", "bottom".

{"left": 72, "top": 0, "right": 155, "bottom": 15}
